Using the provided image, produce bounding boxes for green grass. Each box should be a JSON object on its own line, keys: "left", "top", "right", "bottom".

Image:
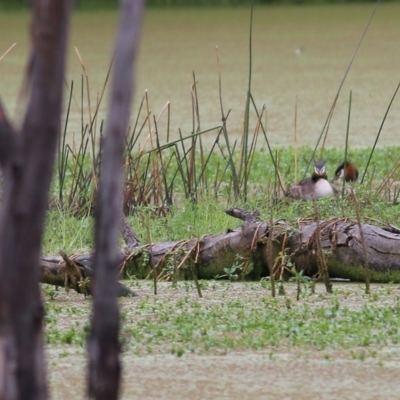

{"left": 43, "top": 208, "right": 94, "bottom": 255}
{"left": 43, "top": 145, "right": 400, "bottom": 255}
{"left": 128, "top": 199, "right": 234, "bottom": 243}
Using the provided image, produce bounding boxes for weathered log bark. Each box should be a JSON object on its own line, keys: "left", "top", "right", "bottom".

{"left": 289, "top": 219, "right": 400, "bottom": 282}
{"left": 40, "top": 254, "right": 135, "bottom": 297}
{"left": 119, "top": 209, "right": 400, "bottom": 283}
{"left": 37, "top": 208, "right": 400, "bottom": 295}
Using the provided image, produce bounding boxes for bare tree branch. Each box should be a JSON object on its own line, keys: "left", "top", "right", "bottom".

{"left": 0, "top": 1, "right": 72, "bottom": 399}
{"left": 87, "top": 1, "right": 145, "bottom": 399}
{"left": 119, "top": 209, "right": 141, "bottom": 253}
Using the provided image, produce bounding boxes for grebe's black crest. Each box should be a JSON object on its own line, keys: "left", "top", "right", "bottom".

{"left": 312, "top": 160, "right": 327, "bottom": 180}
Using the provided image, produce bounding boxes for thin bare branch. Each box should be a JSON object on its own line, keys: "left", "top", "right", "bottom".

{"left": 87, "top": 1, "right": 145, "bottom": 399}
{"left": 119, "top": 209, "right": 141, "bottom": 253}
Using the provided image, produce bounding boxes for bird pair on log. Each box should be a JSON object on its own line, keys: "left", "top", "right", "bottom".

{"left": 288, "top": 161, "right": 358, "bottom": 201}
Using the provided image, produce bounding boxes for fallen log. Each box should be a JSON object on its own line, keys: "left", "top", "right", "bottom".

{"left": 39, "top": 208, "right": 400, "bottom": 294}
{"left": 40, "top": 252, "right": 136, "bottom": 297}
{"left": 289, "top": 218, "right": 400, "bottom": 282}
{"left": 40, "top": 211, "right": 139, "bottom": 297}
{"left": 122, "top": 208, "right": 400, "bottom": 283}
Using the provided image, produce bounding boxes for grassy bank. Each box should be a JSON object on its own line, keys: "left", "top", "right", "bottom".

{"left": 44, "top": 145, "right": 400, "bottom": 255}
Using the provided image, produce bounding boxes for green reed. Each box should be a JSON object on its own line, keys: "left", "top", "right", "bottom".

{"left": 361, "top": 81, "right": 400, "bottom": 184}
{"left": 342, "top": 90, "right": 352, "bottom": 197}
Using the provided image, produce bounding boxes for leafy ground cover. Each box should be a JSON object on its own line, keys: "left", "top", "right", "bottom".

{"left": 44, "top": 280, "right": 400, "bottom": 399}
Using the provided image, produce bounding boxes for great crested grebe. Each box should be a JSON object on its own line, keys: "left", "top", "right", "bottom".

{"left": 331, "top": 161, "right": 359, "bottom": 183}
{"left": 288, "top": 160, "right": 336, "bottom": 201}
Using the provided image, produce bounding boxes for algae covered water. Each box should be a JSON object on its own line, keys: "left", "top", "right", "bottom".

{"left": 1, "top": 4, "right": 400, "bottom": 148}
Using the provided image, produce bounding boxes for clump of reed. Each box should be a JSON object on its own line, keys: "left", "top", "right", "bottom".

{"left": 55, "top": 31, "right": 284, "bottom": 217}
{"left": 55, "top": 80, "right": 283, "bottom": 217}
{"left": 53, "top": 2, "right": 400, "bottom": 220}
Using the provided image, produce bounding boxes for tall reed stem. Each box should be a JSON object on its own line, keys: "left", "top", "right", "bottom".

{"left": 343, "top": 89, "right": 352, "bottom": 196}
{"left": 268, "top": 204, "right": 275, "bottom": 298}
{"left": 352, "top": 189, "right": 370, "bottom": 294}
{"left": 240, "top": 4, "right": 254, "bottom": 201}
{"left": 361, "top": 81, "right": 400, "bottom": 184}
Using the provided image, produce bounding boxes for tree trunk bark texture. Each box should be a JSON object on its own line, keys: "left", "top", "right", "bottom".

{"left": 0, "top": 2, "right": 71, "bottom": 400}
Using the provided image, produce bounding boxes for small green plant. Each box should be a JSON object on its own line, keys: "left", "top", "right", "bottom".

{"left": 259, "top": 277, "right": 270, "bottom": 290}
{"left": 278, "top": 281, "right": 286, "bottom": 296}
{"left": 214, "top": 254, "right": 244, "bottom": 281}
{"left": 59, "top": 350, "right": 69, "bottom": 358}
{"left": 289, "top": 267, "right": 311, "bottom": 300}
{"left": 198, "top": 280, "right": 210, "bottom": 290}
{"left": 43, "top": 284, "right": 59, "bottom": 301}
{"left": 77, "top": 277, "right": 90, "bottom": 298}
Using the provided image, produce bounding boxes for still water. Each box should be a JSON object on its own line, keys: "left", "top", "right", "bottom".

{"left": 0, "top": 4, "right": 400, "bottom": 149}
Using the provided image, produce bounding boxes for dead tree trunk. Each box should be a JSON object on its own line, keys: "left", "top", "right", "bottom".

{"left": 87, "top": 1, "right": 144, "bottom": 400}
{"left": 40, "top": 253, "right": 136, "bottom": 298}
{"left": 35, "top": 207, "right": 400, "bottom": 294}
{"left": 0, "top": 2, "right": 71, "bottom": 399}
{"left": 118, "top": 208, "right": 400, "bottom": 283}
